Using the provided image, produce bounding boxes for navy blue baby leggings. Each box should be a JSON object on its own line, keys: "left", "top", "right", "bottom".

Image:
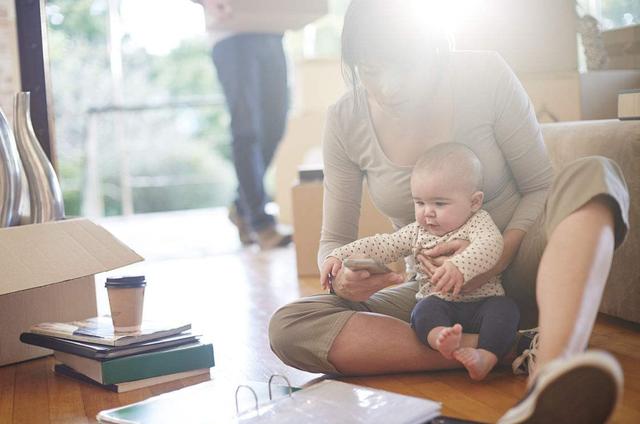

{"left": 411, "top": 295, "right": 520, "bottom": 358}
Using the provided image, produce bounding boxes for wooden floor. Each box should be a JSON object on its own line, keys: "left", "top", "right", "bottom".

{"left": 1, "top": 208, "right": 639, "bottom": 423}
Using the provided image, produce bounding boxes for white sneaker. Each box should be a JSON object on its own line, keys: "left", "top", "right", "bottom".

{"left": 498, "top": 350, "right": 623, "bottom": 424}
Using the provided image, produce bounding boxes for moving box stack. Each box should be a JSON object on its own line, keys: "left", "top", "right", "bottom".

{"left": 20, "top": 316, "right": 214, "bottom": 392}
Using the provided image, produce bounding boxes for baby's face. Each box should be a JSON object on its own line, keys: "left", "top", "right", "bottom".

{"left": 411, "top": 170, "right": 482, "bottom": 237}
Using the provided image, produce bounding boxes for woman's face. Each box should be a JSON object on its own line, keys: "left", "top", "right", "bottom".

{"left": 357, "top": 56, "right": 440, "bottom": 116}
{"left": 358, "top": 64, "right": 414, "bottom": 112}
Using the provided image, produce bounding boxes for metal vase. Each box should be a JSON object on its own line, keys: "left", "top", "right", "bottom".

{"left": 13, "top": 92, "right": 65, "bottom": 223}
{"left": 0, "top": 106, "right": 22, "bottom": 227}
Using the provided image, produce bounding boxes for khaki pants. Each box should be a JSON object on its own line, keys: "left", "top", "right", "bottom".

{"left": 269, "top": 157, "right": 630, "bottom": 374}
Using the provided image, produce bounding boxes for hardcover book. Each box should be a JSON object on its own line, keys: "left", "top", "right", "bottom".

{"left": 29, "top": 316, "right": 191, "bottom": 347}
{"left": 54, "top": 341, "right": 214, "bottom": 385}
{"left": 55, "top": 363, "right": 210, "bottom": 393}
{"left": 20, "top": 332, "right": 198, "bottom": 360}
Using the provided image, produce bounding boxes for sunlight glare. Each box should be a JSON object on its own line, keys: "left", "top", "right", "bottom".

{"left": 413, "top": 0, "right": 486, "bottom": 37}
{"left": 120, "top": 0, "right": 205, "bottom": 56}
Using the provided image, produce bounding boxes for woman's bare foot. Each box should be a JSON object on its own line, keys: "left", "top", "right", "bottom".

{"left": 453, "top": 347, "right": 498, "bottom": 381}
{"left": 434, "top": 324, "right": 463, "bottom": 359}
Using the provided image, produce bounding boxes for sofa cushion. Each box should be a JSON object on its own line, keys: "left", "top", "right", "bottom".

{"left": 541, "top": 119, "right": 640, "bottom": 323}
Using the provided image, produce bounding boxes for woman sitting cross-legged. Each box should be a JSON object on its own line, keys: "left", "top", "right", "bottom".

{"left": 269, "top": 1, "right": 629, "bottom": 423}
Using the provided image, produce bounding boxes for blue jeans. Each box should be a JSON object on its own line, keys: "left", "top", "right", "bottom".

{"left": 212, "top": 33, "right": 289, "bottom": 231}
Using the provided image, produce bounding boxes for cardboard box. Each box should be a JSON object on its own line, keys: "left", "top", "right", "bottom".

{"left": 603, "top": 25, "right": 640, "bottom": 70}
{"left": 206, "top": 0, "right": 328, "bottom": 33}
{"left": 453, "top": 0, "right": 578, "bottom": 73}
{"left": 293, "top": 58, "right": 346, "bottom": 113}
{"left": 0, "top": 219, "right": 142, "bottom": 366}
{"left": 275, "top": 111, "right": 326, "bottom": 226}
{"left": 291, "top": 181, "right": 397, "bottom": 277}
{"left": 518, "top": 71, "right": 582, "bottom": 123}
{"left": 580, "top": 70, "right": 640, "bottom": 120}
{"left": 518, "top": 69, "right": 640, "bottom": 122}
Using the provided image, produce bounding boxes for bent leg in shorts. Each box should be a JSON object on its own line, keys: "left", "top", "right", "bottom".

{"left": 268, "top": 280, "right": 418, "bottom": 374}
{"left": 503, "top": 156, "right": 630, "bottom": 328}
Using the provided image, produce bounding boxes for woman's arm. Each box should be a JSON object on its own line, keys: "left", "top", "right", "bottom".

{"left": 491, "top": 52, "right": 554, "bottom": 234}
{"left": 317, "top": 105, "right": 365, "bottom": 268}
{"left": 495, "top": 228, "right": 525, "bottom": 273}
{"left": 317, "top": 105, "right": 404, "bottom": 299}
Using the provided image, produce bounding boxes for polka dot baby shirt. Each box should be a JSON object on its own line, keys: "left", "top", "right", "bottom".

{"left": 329, "top": 210, "right": 505, "bottom": 302}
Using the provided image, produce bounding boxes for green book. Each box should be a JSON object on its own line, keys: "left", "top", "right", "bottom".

{"left": 55, "top": 363, "right": 210, "bottom": 393}
{"left": 54, "top": 342, "right": 214, "bottom": 385}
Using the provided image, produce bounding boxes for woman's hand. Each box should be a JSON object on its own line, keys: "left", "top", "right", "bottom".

{"left": 459, "top": 268, "right": 498, "bottom": 293}
{"left": 320, "top": 257, "right": 343, "bottom": 290}
{"left": 416, "top": 239, "right": 470, "bottom": 276}
{"left": 329, "top": 265, "right": 404, "bottom": 302}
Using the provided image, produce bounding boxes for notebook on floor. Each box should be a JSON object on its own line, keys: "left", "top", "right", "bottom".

{"left": 97, "top": 378, "right": 442, "bottom": 424}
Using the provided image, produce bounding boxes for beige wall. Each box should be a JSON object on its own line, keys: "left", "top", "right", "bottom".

{"left": 455, "top": 0, "right": 578, "bottom": 73}
{"left": 0, "top": 0, "right": 21, "bottom": 124}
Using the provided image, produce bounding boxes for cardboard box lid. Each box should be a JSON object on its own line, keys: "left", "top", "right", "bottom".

{"left": 207, "top": 0, "right": 328, "bottom": 32}
{"left": 0, "top": 219, "right": 143, "bottom": 296}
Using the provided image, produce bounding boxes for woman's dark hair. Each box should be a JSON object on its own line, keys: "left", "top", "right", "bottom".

{"left": 340, "top": 0, "right": 453, "bottom": 102}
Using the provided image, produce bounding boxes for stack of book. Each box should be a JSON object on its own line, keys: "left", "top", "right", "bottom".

{"left": 20, "top": 316, "right": 215, "bottom": 392}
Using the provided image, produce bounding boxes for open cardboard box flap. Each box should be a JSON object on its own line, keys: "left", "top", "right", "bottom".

{"left": 207, "top": 0, "right": 328, "bottom": 33}
{"left": 0, "top": 218, "right": 143, "bottom": 296}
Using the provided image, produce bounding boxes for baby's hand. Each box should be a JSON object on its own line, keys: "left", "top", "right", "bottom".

{"left": 320, "top": 257, "right": 343, "bottom": 290}
{"left": 432, "top": 261, "right": 464, "bottom": 296}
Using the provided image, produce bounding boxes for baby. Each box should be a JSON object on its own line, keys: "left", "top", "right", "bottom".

{"left": 324, "top": 143, "right": 520, "bottom": 380}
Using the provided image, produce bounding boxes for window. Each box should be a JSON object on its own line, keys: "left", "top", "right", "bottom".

{"left": 578, "top": 0, "right": 639, "bottom": 30}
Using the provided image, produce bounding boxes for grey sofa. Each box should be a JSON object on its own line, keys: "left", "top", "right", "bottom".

{"left": 541, "top": 119, "right": 640, "bottom": 324}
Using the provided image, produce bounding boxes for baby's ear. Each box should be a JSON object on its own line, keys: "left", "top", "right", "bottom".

{"left": 471, "top": 191, "right": 484, "bottom": 211}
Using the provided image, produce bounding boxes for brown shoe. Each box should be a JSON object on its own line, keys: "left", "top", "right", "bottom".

{"left": 228, "top": 205, "right": 256, "bottom": 245}
{"left": 256, "top": 225, "right": 292, "bottom": 250}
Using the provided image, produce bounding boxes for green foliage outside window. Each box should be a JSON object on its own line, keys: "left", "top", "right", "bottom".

{"left": 601, "top": 0, "right": 639, "bottom": 28}
{"left": 47, "top": 0, "right": 235, "bottom": 216}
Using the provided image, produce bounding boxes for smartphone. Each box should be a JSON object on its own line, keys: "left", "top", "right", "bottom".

{"left": 343, "top": 258, "right": 392, "bottom": 274}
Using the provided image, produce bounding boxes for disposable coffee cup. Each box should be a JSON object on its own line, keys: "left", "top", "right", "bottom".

{"left": 105, "top": 275, "right": 146, "bottom": 333}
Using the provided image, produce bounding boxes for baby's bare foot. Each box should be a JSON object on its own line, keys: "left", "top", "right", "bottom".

{"left": 435, "top": 324, "right": 463, "bottom": 359}
{"left": 453, "top": 348, "right": 498, "bottom": 381}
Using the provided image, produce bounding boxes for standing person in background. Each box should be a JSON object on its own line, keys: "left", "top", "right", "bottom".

{"left": 195, "top": 0, "right": 292, "bottom": 249}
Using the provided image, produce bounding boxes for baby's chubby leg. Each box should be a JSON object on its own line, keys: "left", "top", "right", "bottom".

{"left": 411, "top": 296, "right": 463, "bottom": 360}
{"left": 453, "top": 348, "right": 498, "bottom": 380}
{"left": 454, "top": 296, "right": 520, "bottom": 380}
{"left": 428, "top": 324, "right": 463, "bottom": 359}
